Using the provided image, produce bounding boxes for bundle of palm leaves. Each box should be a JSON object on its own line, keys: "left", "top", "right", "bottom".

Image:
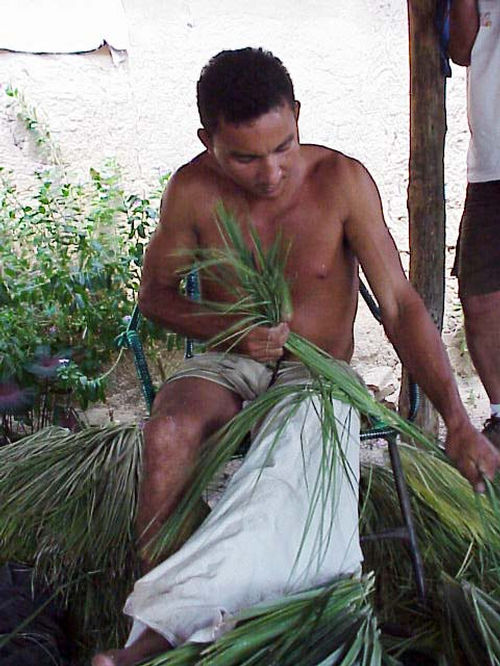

{"left": 150, "top": 204, "right": 437, "bottom": 557}
{"left": 2, "top": 203, "right": 500, "bottom": 664}
{"left": 142, "top": 575, "right": 384, "bottom": 666}
{"left": 153, "top": 204, "right": 500, "bottom": 663}
{"left": 0, "top": 423, "right": 143, "bottom": 656}
{"left": 360, "top": 446, "right": 500, "bottom": 663}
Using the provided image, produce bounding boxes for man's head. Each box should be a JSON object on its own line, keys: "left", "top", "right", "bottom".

{"left": 197, "top": 48, "right": 301, "bottom": 199}
{"left": 197, "top": 47, "right": 295, "bottom": 136}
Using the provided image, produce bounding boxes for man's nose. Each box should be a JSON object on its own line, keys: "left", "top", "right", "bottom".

{"left": 259, "top": 156, "right": 281, "bottom": 184}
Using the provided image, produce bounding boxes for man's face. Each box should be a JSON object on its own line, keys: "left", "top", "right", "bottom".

{"left": 203, "top": 103, "right": 300, "bottom": 199}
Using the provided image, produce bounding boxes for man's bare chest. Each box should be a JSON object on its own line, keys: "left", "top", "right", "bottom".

{"left": 204, "top": 223, "right": 350, "bottom": 293}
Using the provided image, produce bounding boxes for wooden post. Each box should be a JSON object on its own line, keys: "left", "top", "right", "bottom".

{"left": 402, "top": 0, "right": 447, "bottom": 435}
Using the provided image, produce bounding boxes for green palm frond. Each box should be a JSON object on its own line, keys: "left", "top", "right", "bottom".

{"left": 0, "top": 423, "right": 143, "bottom": 654}
{"left": 178, "top": 202, "right": 292, "bottom": 338}
{"left": 466, "top": 581, "right": 500, "bottom": 663}
{"left": 183, "top": 203, "right": 435, "bottom": 449}
{"left": 151, "top": 202, "right": 435, "bottom": 559}
{"left": 360, "top": 448, "right": 500, "bottom": 663}
{"left": 143, "top": 575, "right": 385, "bottom": 666}
{"left": 361, "top": 446, "right": 500, "bottom": 592}
{"left": 440, "top": 576, "right": 500, "bottom": 666}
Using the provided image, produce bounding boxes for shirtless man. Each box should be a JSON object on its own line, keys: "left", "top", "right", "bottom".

{"left": 93, "top": 47, "right": 499, "bottom": 666}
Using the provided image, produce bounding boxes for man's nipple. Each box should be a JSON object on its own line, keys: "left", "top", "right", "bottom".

{"left": 317, "top": 264, "right": 328, "bottom": 278}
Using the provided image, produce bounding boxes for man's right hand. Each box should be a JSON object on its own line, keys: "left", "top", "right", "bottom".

{"left": 237, "top": 323, "right": 290, "bottom": 362}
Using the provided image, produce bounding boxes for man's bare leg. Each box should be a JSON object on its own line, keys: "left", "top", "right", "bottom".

{"left": 462, "top": 291, "right": 500, "bottom": 448}
{"left": 92, "top": 627, "right": 171, "bottom": 666}
{"left": 137, "top": 377, "right": 242, "bottom": 571}
{"left": 462, "top": 291, "right": 500, "bottom": 404}
{"left": 93, "top": 379, "right": 241, "bottom": 663}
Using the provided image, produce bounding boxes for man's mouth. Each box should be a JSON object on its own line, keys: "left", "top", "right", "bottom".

{"left": 258, "top": 182, "right": 281, "bottom": 195}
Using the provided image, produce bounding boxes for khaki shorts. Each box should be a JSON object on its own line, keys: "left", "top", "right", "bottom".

{"left": 166, "top": 352, "right": 362, "bottom": 402}
{"left": 452, "top": 180, "right": 500, "bottom": 297}
{"left": 165, "top": 352, "right": 314, "bottom": 402}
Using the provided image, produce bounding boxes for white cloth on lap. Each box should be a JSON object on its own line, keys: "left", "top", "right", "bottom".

{"left": 124, "top": 371, "right": 362, "bottom": 648}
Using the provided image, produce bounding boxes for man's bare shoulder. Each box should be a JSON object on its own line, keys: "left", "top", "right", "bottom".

{"left": 302, "top": 144, "right": 367, "bottom": 179}
{"left": 160, "top": 152, "right": 222, "bottom": 221}
{"left": 300, "top": 145, "right": 373, "bottom": 204}
{"left": 166, "top": 152, "right": 217, "bottom": 195}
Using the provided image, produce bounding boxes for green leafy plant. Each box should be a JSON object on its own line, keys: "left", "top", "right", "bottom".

{"left": 0, "top": 84, "right": 174, "bottom": 439}
{"left": 4, "top": 84, "right": 63, "bottom": 165}
{"left": 0, "top": 160, "right": 169, "bottom": 439}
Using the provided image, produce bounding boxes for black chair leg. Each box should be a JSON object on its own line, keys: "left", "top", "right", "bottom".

{"left": 386, "top": 435, "right": 426, "bottom": 603}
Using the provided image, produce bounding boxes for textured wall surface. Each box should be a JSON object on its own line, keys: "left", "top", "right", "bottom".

{"left": 0, "top": 0, "right": 469, "bottom": 239}
{"left": 0, "top": 0, "right": 479, "bottom": 411}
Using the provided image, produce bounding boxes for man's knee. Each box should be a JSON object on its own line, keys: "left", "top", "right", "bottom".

{"left": 142, "top": 412, "right": 203, "bottom": 468}
{"left": 462, "top": 291, "right": 500, "bottom": 331}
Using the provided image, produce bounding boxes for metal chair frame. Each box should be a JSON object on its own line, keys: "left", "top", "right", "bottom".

{"left": 116, "top": 273, "right": 426, "bottom": 602}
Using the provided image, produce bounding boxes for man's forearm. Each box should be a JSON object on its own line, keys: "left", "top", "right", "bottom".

{"left": 449, "top": 0, "right": 479, "bottom": 65}
{"left": 383, "top": 297, "right": 470, "bottom": 431}
{"left": 138, "top": 288, "right": 241, "bottom": 346}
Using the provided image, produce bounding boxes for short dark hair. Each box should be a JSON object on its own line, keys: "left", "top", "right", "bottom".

{"left": 197, "top": 47, "right": 295, "bottom": 135}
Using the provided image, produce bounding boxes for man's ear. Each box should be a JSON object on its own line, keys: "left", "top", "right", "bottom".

{"left": 198, "top": 128, "right": 212, "bottom": 152}
{"left": 294, "top": 100, "right": 301, "bottom": 121}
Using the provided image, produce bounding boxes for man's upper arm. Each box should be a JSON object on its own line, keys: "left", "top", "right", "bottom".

{"left": 448, "top": 0, "right": 479, "bottom": 66}
{"left": 343, "top": 161, "right": 414, "bottom": 323}
{"left": 139, "top": 172, "right": 198, "bottom": 305}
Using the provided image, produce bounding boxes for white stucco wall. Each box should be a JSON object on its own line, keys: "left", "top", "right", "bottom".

{"left": 0, "top": 0, "right": 469, "bottom": 239}
{"left": 0, "top": 0, "right": 477, "bottom": 404}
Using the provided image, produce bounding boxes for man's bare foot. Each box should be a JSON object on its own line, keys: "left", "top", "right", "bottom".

{"left": 91, "top": 650, "right": 128, "bottom": 666}
{"left": 92, "top": 629, "right": 172, "bottom": 666}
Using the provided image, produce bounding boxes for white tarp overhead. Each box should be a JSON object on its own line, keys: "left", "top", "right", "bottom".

{"left": 0, "top": 0, "right": 128, "bottom": 53}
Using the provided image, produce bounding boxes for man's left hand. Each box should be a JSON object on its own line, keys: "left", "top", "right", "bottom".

{"left": 445, "top": 422, "right": 500, "bottom": 492}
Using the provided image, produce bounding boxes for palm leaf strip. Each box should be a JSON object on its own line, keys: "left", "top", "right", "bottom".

{"left": 0, "top": 423, "right": 143, "bottom": 654}
{"left": 142, "top": 575, "right": 385, "bottom": 666}
{"left": 151, "top": 203, "right": 435, "bottom": 559}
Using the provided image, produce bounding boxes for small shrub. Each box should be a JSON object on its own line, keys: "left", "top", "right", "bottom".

{"left": 0, "top": 163, "right": 169, "bottom": 440}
